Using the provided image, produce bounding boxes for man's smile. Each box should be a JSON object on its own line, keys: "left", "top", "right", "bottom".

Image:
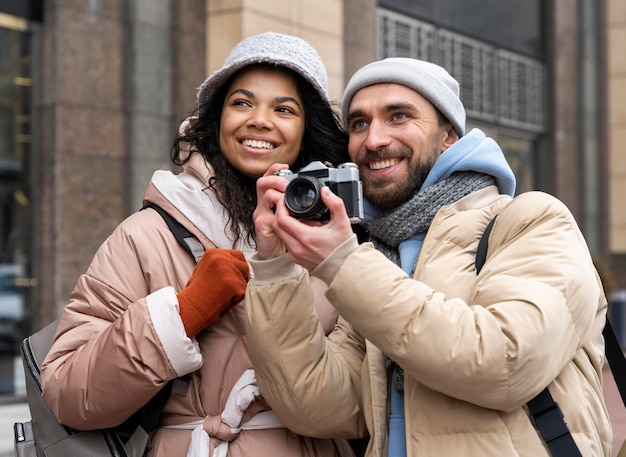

{"left": 367, "top": 158, "right": 402, "bottom": 170}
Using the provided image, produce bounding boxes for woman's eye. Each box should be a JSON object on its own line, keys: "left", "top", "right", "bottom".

{"left": 233, "top": 99, "right": 251, "bottom": 108}
{"left": 276, "top": 106, "right": 295, "bottom": 114}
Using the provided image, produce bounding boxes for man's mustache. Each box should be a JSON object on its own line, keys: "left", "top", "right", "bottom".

{"left": 354, "top": 147, "right": 412, "bottom": 166}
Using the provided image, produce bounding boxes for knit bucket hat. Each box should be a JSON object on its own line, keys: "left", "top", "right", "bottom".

{"left": 197, "top": 32, "right": 329, "bottom": 110}
{"left": 341, "top": 57, "right": 466, "bottom": 137}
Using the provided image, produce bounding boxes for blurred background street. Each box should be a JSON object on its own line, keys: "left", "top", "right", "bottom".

{"left": 1, "top": 0, "right": 626, "bottom": 456}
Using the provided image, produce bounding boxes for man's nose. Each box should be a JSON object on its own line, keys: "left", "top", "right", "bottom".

{"left": 364, "top": 119, "right": 392, "bottom": 150}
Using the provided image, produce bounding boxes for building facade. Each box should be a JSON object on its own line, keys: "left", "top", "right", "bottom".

{"left": 608, "top": 0, "right": 626, "bottom": 290}
{"left": 0, "top": 0, "right": 620, "bottom": 396}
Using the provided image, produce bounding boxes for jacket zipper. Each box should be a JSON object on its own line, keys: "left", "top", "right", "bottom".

{"left": 14, "top": 422, "right": 25, "bottom": 442}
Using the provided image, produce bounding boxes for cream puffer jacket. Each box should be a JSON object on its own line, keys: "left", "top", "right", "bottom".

{"left": 245, "top": 186, "right": 612, "bottom": 457}
{"left": 40, "top": 152, "right": 354, "bottom": 457}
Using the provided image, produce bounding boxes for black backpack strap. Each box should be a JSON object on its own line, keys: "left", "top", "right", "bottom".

{"left": 475, "top": 215, "right": 497, "bottom": 274}
{"left": 603, "top": 318, "right": 626, "bottom": 405}
{"left": 143, "top": 203, "right": 205, "bottom": 262}
{"left": 527, "top": 389, "right": 582, "bottom": 456}
{"left": 476, "top": 214, "right": 582, "bottom": 456}
{"left": 115, "top": 380, "right": 174, "bottom": 442}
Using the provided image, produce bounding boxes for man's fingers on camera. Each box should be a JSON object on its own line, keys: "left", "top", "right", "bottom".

{"left": 255, "top": 187, "right": 284, "bottom": 216}
{"left": 273, "top": 200, "right": 304, "bottom": 239}
{"left": 273, "top": 198, "right": 290, "bottom": 221}
{"left": 264, "top": 163, "right": 289, "bottom": 177}
{"left": 256, "top": 176, "right": 287, "bottom": 202}
{"left": 321, "top": 187, "right": 348, "bottom": 219}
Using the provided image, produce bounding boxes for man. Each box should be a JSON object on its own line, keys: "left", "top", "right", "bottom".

{"left": 245, "top": 57, "right": 612, "bottom": 456}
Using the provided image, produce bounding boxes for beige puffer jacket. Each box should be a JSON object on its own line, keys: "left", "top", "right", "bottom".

{"left": 245, "top": 186, "right": 612, "bottom": 457}
{"left": 40, "top": 153, "right": 354, "bottom": 457}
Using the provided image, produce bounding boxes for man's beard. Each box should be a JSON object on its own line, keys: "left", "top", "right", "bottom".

{"left": 356, "top": 147, "right": 437, "bottom": 209}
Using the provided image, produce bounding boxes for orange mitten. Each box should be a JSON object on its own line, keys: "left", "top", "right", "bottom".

{"left": 177, "top": 249, "right": 250, "bottom": 337}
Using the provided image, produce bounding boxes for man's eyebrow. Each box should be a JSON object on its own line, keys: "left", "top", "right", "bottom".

{"left": 347, "top": 102, "right": 419, "bottom": 123}
{"left": 384, "top": 102, "right": 418, "bottom": 113}
{"left": 346, "top": 109, "right": 366, "bottom": 123}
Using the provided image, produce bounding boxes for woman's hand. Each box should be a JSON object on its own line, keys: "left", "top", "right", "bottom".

{"left": 177, "top": 249, "right": 250, "bottom": 337}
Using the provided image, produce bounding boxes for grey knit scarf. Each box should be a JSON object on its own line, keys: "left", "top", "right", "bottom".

{"left": 363, "top": 171, "right": 496, "bottom": 391}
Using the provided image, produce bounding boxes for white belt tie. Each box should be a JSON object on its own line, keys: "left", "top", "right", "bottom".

{"left": 163, "top": 369, "right": 284, "bottom": 457}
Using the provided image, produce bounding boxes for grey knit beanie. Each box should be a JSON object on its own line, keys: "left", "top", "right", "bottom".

{"left": 342, "top": 57, "right": 466, "bottom": 137}
{"left": 197, "top": 32, "right": 329, "bottom": 109}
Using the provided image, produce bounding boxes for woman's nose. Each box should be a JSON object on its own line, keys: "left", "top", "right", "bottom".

{"left": 247, "top": 108, "right": 273, "bottom": 129}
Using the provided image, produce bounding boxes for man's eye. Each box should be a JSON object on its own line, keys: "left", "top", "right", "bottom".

{"left": 392, "top": 113, "right": 408, "bottom": 121}
{"left": 351, "top": 119, "right": 368, "bottom": 130}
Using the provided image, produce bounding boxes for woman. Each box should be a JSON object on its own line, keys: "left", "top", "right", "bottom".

{"left": 40, "top": 32, "right": 354, "bottom": 457}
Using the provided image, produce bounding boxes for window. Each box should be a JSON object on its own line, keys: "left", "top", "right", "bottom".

{"left": 378, "top": 9, "right": 547, "bottom": 133}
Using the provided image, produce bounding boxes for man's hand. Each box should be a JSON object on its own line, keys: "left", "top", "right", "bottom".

{"left": 253, "top": 164, "right": 291, "bottom": 260}
{"left": 272, "top": 186, "right": 354, "bottom": 271}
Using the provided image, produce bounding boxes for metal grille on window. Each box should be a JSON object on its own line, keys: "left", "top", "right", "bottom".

{"left": 377, "top": 9, "right": 435, "bottom": 61}
{"left": 497, "top": 50, "right": 546, "bottom": 131}
{"left": 438, "top": 30, "right": 496, "bottom": 123}
{"left": 377, "top": 8, "right": 546, "bottom": 134}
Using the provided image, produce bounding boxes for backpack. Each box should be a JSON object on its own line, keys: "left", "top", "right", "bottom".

{"left": 13, "top": 204, "right": 203, "bottom": 457}
{"left": 476, "top": 215, "right": 626, "bottom": 457}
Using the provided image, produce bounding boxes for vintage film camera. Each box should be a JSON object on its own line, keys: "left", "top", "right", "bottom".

{"left": 275, "top": 161, "right": 364, "bottom": 223}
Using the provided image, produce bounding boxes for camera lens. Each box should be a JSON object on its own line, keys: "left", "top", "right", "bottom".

{"left": 284, "top": 176, "right": 328, "bottom": 220}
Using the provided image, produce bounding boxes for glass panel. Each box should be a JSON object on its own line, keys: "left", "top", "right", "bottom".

{"left": 0, "top": 25, "right": 32, "bottom": 396}
{"left": 465, "top": 122, "right": 538, "bottom": 193}
{"left": 497, "top": 135, "right": 535, "bottom": 194}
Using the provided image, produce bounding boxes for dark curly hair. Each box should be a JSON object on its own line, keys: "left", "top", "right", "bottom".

{"left": 171, "top": 64, "right": 349, "bottom": 246}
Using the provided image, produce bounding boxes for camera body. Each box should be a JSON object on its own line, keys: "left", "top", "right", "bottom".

{"left": 275, "top": 161, "right": 364, "bottom": 223}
